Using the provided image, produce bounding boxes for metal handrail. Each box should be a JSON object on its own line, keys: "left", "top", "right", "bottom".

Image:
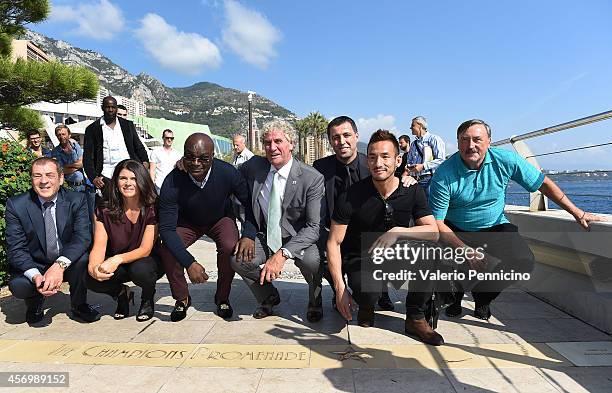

{"left": 492, "top": 109, "right": 612, "bottom": 147}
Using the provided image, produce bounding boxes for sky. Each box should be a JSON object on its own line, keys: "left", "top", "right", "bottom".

{"left": 29, "top": 0, "right": 612, "bottom": 170}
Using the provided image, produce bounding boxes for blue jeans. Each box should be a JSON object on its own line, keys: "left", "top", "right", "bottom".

{"left": 418, "top": 175, "right": 432, "bottom": 198}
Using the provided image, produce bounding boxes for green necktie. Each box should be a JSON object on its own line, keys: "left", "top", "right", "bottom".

{"left": 267, "top": 171, "right": 282, "bottom": 252}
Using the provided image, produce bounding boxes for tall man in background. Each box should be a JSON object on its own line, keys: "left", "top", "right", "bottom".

{"left": 149, "top": 129, "right": 182, "bottom": 193}
{"left": 83, "top": 96, "right": 149, "bottom": 198}
{"left": 404, "top": 116, "right": 445, "bottom": 196}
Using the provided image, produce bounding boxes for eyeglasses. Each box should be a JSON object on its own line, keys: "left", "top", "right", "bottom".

{"left": 384, "top": 201, "right": 394, "bottom": 230}
{"left": 164, "top": 137, "right": 174, "bottom": 140}
{"left": 183, "top": 155, "right": 212, "bottom": 164}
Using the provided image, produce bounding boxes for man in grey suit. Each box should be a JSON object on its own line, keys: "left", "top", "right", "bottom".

{"left": 231, "top": 120, "right": 326, "bottom": 322}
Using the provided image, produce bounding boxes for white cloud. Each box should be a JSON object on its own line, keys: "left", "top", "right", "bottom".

{"left": 221, "top": 0, "right": 281, "bottom": 68}
{"left": 50, "top": 0, "right": 124, "bottom": 40}
{"left": 356, "top": 115, "right": 397, "bottom": 141}
{"left": 134, "top": 14, "right": 221, "bottom": 75}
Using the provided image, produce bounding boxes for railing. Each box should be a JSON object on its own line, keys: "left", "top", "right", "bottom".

{"left": 491, "top": 110, "right": 612, "bottom": 212}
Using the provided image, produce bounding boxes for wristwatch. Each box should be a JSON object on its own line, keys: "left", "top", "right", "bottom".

{"left": 56, "top": 259, "right": 68, "bottom": 269}
{"left": 280, "top": 248, "right": 292, "bottom": 260}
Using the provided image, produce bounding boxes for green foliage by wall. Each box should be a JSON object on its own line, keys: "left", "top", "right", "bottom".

{"left": 0, "top": 139, "right": 35, "bottom": 285}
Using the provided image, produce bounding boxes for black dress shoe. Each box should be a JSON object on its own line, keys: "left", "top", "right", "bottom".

{"left": 170, "top": 296, "right": 191, "bottom": 322}
{"left": 253, "top": 293, "right": 280, "bottom": 319}
{"left": 137, "top": 298, "right": 155, "bottom": 322}
{"left": 377, "top": 292, "right": 395, "bottom": 311}
{"left": 474, "top": 304, "right": 491, "bottom": 320}
{"left": 357, "top": 305, "right": 375, "bottom": 327}
{"left": 306, "top": 304, "right": 323, "bottom": 323}
{"left": 216, "top": 301, "right": 234, "bottom": 319}
{"left": 445, "top": 291, "right": 464, "bottom": 317}
{"left": 25, "top": 296, "right": 45, "bottom": 324}
{"left": 71, "top": 303, "right": 101, "bottom": 323}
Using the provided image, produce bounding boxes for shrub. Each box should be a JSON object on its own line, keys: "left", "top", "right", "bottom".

{"left": 0, "top": 139, "right": 35, "bottom": 286}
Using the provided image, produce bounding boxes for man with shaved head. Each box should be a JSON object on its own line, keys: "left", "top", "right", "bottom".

{"left": 157, "top": 133, "right": 255, "bottom": 321}
{"left": 83, "top": 95, "right": 149, "bottom": 198}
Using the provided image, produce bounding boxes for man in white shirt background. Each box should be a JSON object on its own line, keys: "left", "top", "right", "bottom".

{"left": 232, "top": 134, "right": 254, "bottom": 168}
{"left": 149, "top": 129, "right": 182, "bottom": 193}
{"left": 83, "top": 96, "right": 149, "bottom": 199}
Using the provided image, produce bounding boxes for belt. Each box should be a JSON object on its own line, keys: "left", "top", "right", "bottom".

{"left": 67, "top": 179, "right": 84, "bottom": 186}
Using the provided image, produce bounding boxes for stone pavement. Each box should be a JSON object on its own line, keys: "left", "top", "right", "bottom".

{"left": 0, "top": 238, "right": 611, "bottom": 392}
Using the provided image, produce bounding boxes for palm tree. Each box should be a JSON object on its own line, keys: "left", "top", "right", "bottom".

{"left": 294, "top": 118, "right": 309, "bottom": 161}
{"left": 299, "top": 111, "right": 328, "bottom": 162}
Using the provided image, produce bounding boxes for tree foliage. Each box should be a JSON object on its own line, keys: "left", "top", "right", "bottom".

{"left": 0, "top": 0, "right": 98, "bottom": 132}
{"left": 295, "top": 111, "right": 328, "bottom": 161}
{"left": 0, "top": 0, "right": 50, "bottom": 57}
{"left": 0, "top": 139, "right": 36, "bottom": 285}
{"left": 0, "top": 0, "right": 99, "bottom": 281}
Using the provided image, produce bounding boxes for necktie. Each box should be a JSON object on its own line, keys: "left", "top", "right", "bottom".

{"left": 266, "top": 171, "right": 283, "bottom": 252}
{"left": 345, "top": 166, "right": 353, "bottom": 190}
{"left": 43, "top": 201, "right": 59, "bottom": 261}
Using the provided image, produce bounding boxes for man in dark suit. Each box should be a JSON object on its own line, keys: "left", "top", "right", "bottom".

{"left": 83, "top": 96, "right": 149, "bottom": 196}
{"left": 157, "top": 133, "right": 255, "bottom": 321}
{"left": 6, "top": 158, "right": 100, "bottom": 324}
{"left": 231, "top": 120, "right": 326, "bottom": 322}
{"left": 313, "top": 116, "right": 394, "bottom": 311}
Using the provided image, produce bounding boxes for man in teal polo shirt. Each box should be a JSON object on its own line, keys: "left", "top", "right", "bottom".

{"left": 429, "top": 119, "right": 601, "bottom": 320}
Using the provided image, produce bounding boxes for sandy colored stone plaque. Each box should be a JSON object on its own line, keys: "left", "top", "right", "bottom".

{"left": 68, "top": 342, "right": 196, "bottom": 367}
{"left": 184, "top": 344, "right": 310, "bottom": 368}
{"left": 309, "top": 345, "right": 396, "bottom": 369}
{"left": 0, "top": 339, "right": 20, "bottom": 354}
{"left": 0, "top": 340, "right": 85, "bottom": 363}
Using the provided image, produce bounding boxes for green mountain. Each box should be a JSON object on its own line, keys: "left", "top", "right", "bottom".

{"left": 23, "top": 30, "right": 297, "bottom": 138}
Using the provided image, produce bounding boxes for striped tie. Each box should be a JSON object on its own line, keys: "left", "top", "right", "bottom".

{"left": 43, "top": 201, "right": 59, "bottom": 261}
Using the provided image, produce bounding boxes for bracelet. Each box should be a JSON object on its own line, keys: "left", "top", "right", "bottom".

{"left": 559, "top": 194, "right": 566, "bottom": 203}
{"left": 580, "top": 211, "right": 586, "bottom": 220}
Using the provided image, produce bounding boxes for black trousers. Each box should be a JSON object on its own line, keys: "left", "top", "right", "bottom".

{"left": 86, "top": 256, "right": 163, "bottom": 300}
{"left": 9, "top": 254, "right": 88, "bottom": 307}
{"left": 446, "top": 221, "right": 535, "bottom": 306}
{"left": 342, "top": 253, "right": 434, "bottom": 320}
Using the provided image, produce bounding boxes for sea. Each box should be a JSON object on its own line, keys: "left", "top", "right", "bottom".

{"left": 506, "top": 176, "right": 612, "bottom": 215}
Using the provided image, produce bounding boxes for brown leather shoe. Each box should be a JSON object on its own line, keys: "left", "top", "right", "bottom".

{"left": 405, "top": 318, "right": 444, "bottom": 346}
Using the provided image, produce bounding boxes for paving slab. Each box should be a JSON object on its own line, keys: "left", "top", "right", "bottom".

{"left": 444, "top": 368, "right": 561, "bottom": 393}
{"left": 0, "top": 238, "right": 611, "bottom": 392}
{"left": 547, "top": 341, "right": 612, "bottom": 367}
